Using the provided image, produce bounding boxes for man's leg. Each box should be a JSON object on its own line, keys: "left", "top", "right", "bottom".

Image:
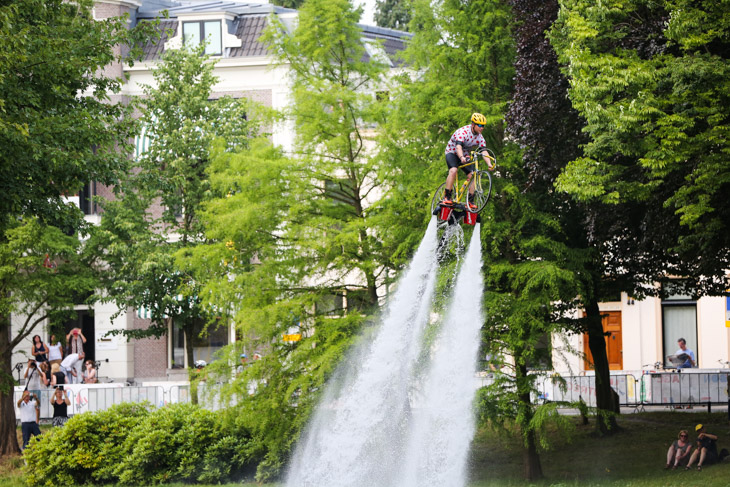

{"left": 445, "top": 167, "right": 458, "bottom": 191}
{"left": 21, "top": 423, "right": 31, "bottom": 450}
{"left": 697, "top": 448, "right": 707, "bottom": 467}
{"left": 30, "top": 422, "right": 41, "bottom": 442}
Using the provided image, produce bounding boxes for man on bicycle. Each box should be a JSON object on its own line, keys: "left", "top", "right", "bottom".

{"left": 442, "top": 113, "right": 495, "bottom": 208}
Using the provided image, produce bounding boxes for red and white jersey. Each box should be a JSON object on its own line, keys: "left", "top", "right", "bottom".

{"left": 445, "top": 125, "right": 486, "bottom": 155}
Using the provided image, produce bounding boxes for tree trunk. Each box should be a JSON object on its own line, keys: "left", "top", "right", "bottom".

{"left": 585, "top": 298, "right": 619, "bottom": 435}
{"left": 183, "top": 322, "right": 195, "bottom": 370}
{"left": 0, "top": 317, "right": 21, "bottom": 455}
{"left": 516, "top": 362, "right": 543, "bottom": 480}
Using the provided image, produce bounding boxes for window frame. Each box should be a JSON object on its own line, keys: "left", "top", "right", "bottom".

{"left": 182, "top": 20, "right": 223, "bottom": 56}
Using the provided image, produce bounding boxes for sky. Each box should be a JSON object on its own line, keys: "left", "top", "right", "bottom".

{"left": 357, "top": 0, "right": 377, "bottom": 26}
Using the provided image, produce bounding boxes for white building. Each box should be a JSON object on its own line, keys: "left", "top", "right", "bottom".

{"left": 12, "top": 0, "right": 410, "bottom": 383}
{"left": 552, "top": 289, "right": 730, "bottom": 376}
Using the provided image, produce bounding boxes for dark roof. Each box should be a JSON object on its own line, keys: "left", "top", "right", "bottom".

{"left": 361, "top": 25, "right": 412, "bottom": 67}
{"left": 228, "top": 15, "right": 269, "bottom": 57}
{"left": 141, "top": 20, "right": 178, "bottom": 61}
{"left": 134, "top": 0, "right": 409, "bottom": 62}
{"left": 138, "top": 0, "right": 294, "bottom": 18}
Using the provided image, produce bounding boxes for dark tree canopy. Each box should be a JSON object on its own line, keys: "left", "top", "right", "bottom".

{"left": 551, "top": 0, "right": 730, "bottom": 297}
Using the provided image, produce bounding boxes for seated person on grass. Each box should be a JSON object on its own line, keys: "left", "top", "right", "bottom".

{"left": 665, "top": 429, "right": 692, "bottom": 469}
{"left": 686, "top": 424, "right": 718, "bottom": 471}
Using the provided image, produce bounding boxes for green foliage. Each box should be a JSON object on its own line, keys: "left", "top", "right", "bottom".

{"left": 113, "top": 403, "right": 220, "bottom": 484}
{"left": 89, "top": 44, "right": 261, "bottom": 362}
{"left": 0, "top": 0, "right": 156, "bottom": 234}
{"left": 24, "top": 403, "right": 254, "bottom": 486}
{"left": 375, "top": 0, "right": 412, "bottom": 31}
{"left": 0, "top": 219, "right": 96, "bottom": 350}
{"left": 23, "top": 402, "right": 151, "bottom": 486}
{"left": 550, "top": 0, "right": 730, "bottom": 295}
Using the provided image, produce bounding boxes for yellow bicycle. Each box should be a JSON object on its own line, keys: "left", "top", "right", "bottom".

{"left": 430, "top": 147, "right": 495, "bottom": 223}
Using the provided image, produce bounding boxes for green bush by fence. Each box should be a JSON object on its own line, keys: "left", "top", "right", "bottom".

{"left": 23, "top": 402, "right": 255, "bottom": 486}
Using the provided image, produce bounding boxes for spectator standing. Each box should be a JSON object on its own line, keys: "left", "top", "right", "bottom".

{"left": 47, "top": 335, "right": 64, "bottom": 366}
{"left": 51, "top": 363, "right": 66, "bottom": 388}
{"left": 66, "top": 328, "right": 86, "bottom": 355}
{"left": 82, "top": 360, "right": 97, "bottom": 384}
{"left": 31, "top": 335, "right": 48, "bottom": 363}
{"left": 38, "top": 361, "right": 51, "bottom": 388}
{"left": 50, "top": 388, "right": 70, "bottom": 427}
{"left": 24, "top": 360, "right": 42, "bottom": 412}
{"left": 17, "top": 391, "right": 41, "bottom": 450}
{"left": 60, "top": 352, "right": 84, "bottom": 384}
{"left": 675, "top": 338, "right": 696, "bottom": 369}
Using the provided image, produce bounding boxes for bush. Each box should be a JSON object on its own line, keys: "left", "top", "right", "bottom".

{"left": 24, "top": 401, "right": 257, "bottom": 486}
{"left": 24, "top": 402, "right": 151, "bottom": 486}
{"left": 111, "top": 403, "right": 217, "bottom": 484}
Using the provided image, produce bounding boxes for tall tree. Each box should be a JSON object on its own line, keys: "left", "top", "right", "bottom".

{"left": 374, "top": 0, "right": 411, "bottom": 31}
{"left": 551, "top": 0, "right": 730, "bottom": 296}
{"left": 505, "top": 0, "right": 626, "bottom": 434}
{"left": 178, "top": 0, "right": 393, "bottom": 479}
{"left": 0, "top": 0, "right": 154, "bottom": 454}
{"left": 478, "top": 152, "right": 585, "bottom": 480}
{"left": 89, "top": 45, "right": 255, "bottom": 370}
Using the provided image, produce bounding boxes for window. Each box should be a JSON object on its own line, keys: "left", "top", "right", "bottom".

{"left": 78, "top": 182, "right": 94, "bottom": 215}
{"left": 662, "top": 281, "right": 697, "bottom": 368}
{"left": 182, "top": 21, "right": 222, "bottom": 56}
{"left": 526, "top": 333, "right": 552, "bottom": 371}
{"left": 316, "top": 293, "right": 344, "bottom": 317}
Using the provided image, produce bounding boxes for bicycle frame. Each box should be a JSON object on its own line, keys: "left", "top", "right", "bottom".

{"left": 449, "top": 148, "right": 493, "bottom": 204}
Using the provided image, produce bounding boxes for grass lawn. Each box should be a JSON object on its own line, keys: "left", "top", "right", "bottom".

{"left": 469, "top": 410, "right": 730, "bottom": 486}
{"left": 3, "top": 411, "right": 730, "bottom": 486}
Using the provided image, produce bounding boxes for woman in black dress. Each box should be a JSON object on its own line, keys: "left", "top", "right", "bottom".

{"left": 50, "top": 387, "right": 70, "bottom": 427}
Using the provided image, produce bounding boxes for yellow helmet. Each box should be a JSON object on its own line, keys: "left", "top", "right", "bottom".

{"left": 471, "top": 112, "right": 487, "bottom": 125}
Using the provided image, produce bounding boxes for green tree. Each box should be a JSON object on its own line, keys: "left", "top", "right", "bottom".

{"left": 376, "top": 0, "right": 514, "bottom": 267}
{"left": 0, "top": 0, "right": 155, "bottom": 454}
{"left": 506, "top": 0, "right": 627, "bottom": 434}
{"left": 551, "top": 0, "right": 730, "bottom": 295}
{"left": 90, "top": 45, "right": 256, "bottom": 371}
{"left": 374, "top": 0, "right": 411, "bottom": 31}
{"left": 186, "top": 0, "right": 392, "bottom": 479}
{"left": 478, "top": 151, "right": 584, "bottom": 480}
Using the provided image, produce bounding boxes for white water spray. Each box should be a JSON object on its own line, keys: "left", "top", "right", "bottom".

{"left": 286, "top": 221, "right": 485, "bottom": 487}
{"left": 286, "top": 217, "right": 441, "bottom": 487}
{"left": 398, "top": 223, "right": 484, "bottom": 487}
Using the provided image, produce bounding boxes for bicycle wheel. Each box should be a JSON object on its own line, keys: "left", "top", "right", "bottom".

{"left": 466, "top": 170, "right": 492, "bottom": 213}
{"left": 430, "top": 183, "right": 447, "bottom": 215}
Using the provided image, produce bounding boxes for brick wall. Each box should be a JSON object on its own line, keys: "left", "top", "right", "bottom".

{"left": 131, "top": 314, "right": 169, "bottom": 379}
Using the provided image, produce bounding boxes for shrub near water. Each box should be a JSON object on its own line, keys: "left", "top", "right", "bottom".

{"left": 24, "top": 402, "right": 151, "bottom": 486}
{"left": 113, "top": 402, "right": 220, "bottom": 484}
{"left": 24, "top": 402, "right": 255, "bottom": 486}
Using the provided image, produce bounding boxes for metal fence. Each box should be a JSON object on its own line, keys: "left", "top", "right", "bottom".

{"left": 644, "top": 372, "right": 729, "bottom": 409}
{"left": 540, "top": 374, "right": 638, "bottom": 407}
{"left": 539, "top": 372, "right": 729, "bottom": 412}
{"left": 14, "top": 384, "right": 193, "bottom": 421}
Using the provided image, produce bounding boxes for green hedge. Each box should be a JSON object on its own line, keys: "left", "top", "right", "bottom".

{"left": 23, "top": 402, "right": 255, "bottom": 486}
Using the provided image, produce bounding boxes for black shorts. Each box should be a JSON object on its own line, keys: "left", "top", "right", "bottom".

{"left": 445, "top": 152, "right": 474, "bottom": 175}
